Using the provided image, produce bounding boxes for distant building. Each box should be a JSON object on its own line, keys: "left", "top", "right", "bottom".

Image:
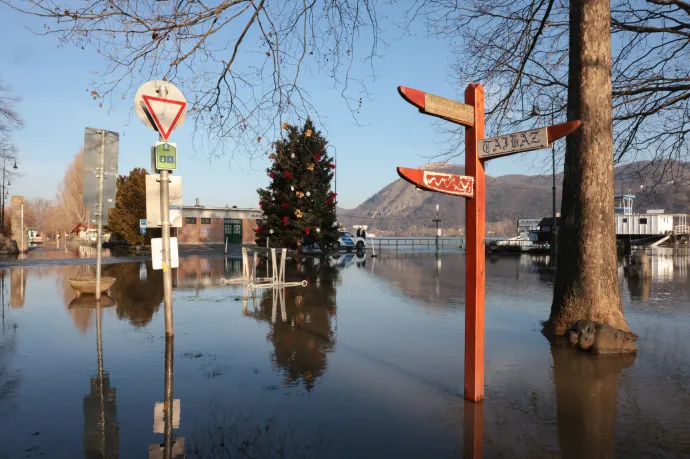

{"left": 177, "top": 203, "right": 262, "bottom": 245}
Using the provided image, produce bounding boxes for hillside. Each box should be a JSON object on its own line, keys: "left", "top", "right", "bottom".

{"left": 338, "top": 161, "right": 690, "bottom": 236}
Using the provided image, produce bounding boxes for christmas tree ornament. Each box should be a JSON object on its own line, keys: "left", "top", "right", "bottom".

{"left": 281, "top": 121, "right": 290, "bottom": 129}
{"left": 296, "top": 191, "right": 305, "bottom": 198}
{"left": 269, "top": 172, "right": 275, "bottom": 178}
{"left": 316, "top": 227, "right": 321, "bottom": 233}
{"left": 305, "top": 227, "right": 311, "bottom": 235}
{"left": 305, "top": 129, "right": 313, "bottom": 137}
{"left": 295, "top": 209, "right": 303, "bottom": 218}
{"left": 269, "top": 153, "right": 276, "bottom": 160}
{"left": 283, "top": 216, "right": 289, "bottom": 226}
{"left": 329, "top": 163, "right": 336, "bottom": 169}
{"left": 314, "top": 153, "right": 321, "bottom": 161}
{"left": 291, "top": 186, "right": 295, "bottom": 191}
{"left": 269, "top": 229, "right": 274, "bottom": 234}
{"left": 283, "top": 170, "right": 293, "bottom": 179}
{"left": 306, "top": 191, "right": 311, "bottom": 197}
{"left": 307, "top": 163, "right": 315, "bottom": 171}
{"left": 291, "top": 152, "right": 295, "bottom": 159}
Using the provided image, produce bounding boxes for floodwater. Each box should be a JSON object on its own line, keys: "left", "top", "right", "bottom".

{"left": 0, "top": 249, "right": 689, "bottom": 458}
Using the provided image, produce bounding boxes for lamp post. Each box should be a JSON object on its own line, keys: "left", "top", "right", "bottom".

{"left": 0, "top": 157, "right": 18, "bottom": 228}
{"left": 532, "top": 94, "right": 558, "bottom": 267}
{"left": 433, "top": 203, "right": 441, "bottom": 252}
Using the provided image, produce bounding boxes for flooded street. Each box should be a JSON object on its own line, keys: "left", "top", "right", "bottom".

{"left": 0, "top": 249, "right": 689, "bottom": 458}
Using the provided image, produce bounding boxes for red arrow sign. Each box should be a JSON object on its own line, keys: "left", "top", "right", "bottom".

{"left": 397, "top": 167, "right": 475, "bottom": 198}
{"left": 398, "top": 86, "right": 475, "bottom": 127}
{"left": 142, "top": 95, "right": 187, "bottom": 141}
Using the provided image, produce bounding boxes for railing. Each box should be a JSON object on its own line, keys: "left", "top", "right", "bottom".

{"left": 367, "top": 237, "right": 464, "bottom": 252}
{"left": 674, "top": 225, "right": 688, "bottom": 235}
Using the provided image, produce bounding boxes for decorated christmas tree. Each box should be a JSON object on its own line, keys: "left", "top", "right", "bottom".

{"left": 256, "top": 119, "right": 338, "bottom": 251}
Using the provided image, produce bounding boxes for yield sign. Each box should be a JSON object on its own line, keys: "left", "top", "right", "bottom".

{"left": 134, "top": 80, "right": 188, "bottom": 141}
{"left": 142, "top": 95, "right": 186, "bottom": 141}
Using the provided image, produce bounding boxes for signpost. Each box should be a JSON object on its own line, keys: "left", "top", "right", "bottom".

{"left": 135, "top": 80, "right": 187, "bottom": 337}
{"left": 82, "top": 128, "right": 119, "bottom": 301}
{"left": 140, "top": 219, "right": 147, "bottom": 235}
{"left": 396, "top": 85, "right": 581, "bottom": 404}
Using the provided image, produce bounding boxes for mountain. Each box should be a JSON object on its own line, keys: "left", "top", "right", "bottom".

{"left": 338, "top": 161, "right": 690, "bottom": 236}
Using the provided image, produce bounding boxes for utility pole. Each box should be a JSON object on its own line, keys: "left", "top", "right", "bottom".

{"left": 95, "top": 130, "right": 106, "bottom": 300}
{"left": 433, "top": 203, "right": 441, "bottom": 252}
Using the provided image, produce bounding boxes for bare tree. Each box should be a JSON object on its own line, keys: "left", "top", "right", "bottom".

{"left": 1, "top": 0, "right": 381, "bottom": 159}
{"left": 56, "top": 149, "right": 88, "bottom": 229}
{"left": 0, "top": 81, "right": 22, "bottom": 137}
{"left": 408, "top": 0, "right": 690, "bottom": 183}
{"left": 24, "top": 198, "right": 53, "bottom": 232}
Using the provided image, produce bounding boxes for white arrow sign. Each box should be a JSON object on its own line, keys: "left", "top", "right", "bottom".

{"left": 135, "top": 80, "right": 188, "bottom": 141}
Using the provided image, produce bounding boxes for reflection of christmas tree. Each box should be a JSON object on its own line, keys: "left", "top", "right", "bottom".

{"left": 256, "top": 119, "right": 338, "bottom": 252}
{"left": 257, "top": 258, "right": 339, "bottom": 391}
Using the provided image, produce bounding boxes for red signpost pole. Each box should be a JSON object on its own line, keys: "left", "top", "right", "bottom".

{"left": 464, "top": 84, "right": 485, "bottom": 402}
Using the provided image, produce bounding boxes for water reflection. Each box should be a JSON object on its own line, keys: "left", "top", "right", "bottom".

{"left": 149, "top": 336, "right": 185, "bottom": 459}
{"left": 82, "top": 299, "right": 119, "bottom": 459}
{"left": 247, "top": 257, "right": 338, "bottom": 391}
{"left": 550, "top": 338, "right": 636, "bottom": 459}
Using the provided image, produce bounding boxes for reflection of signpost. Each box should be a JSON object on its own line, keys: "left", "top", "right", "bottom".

{"left": 140, "top": 219, "right": 147, "bottom": 235}
{"left": 397, "top": 85, "right": 581, "bottom": 404}
{"left": 82, "top": 127, "right": 120, "bottom": 300}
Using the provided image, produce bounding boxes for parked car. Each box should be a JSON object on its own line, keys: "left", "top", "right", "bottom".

{"left": 336, "top": 231, "right": 366, "bottom": 251}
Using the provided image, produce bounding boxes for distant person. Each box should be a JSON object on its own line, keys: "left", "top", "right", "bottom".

{"left": 361, "top": 229, "right": 367, "bottom": 239}
{"left": 356, "top": 228, "right": 361, "bottom": 238}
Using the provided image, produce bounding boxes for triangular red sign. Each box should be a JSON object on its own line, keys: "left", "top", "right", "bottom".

{"left": 141, "top": 95, "right": 187, "bottom": 141}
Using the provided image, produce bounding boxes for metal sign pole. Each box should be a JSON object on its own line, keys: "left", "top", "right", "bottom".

{"left": 160, "top": 153, "right": 174, "bottom": 336}
{"left": 95, "top": 130, "right": 106, "bottom": 301}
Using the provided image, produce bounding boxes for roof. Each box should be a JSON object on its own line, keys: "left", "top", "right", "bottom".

{"left": 71, "top": 223, "right": 88, "bottom": 233}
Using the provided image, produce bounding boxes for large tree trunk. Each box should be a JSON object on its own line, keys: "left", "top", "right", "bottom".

{"left": 546, "top": 0, "right": 632, "bottom": 336}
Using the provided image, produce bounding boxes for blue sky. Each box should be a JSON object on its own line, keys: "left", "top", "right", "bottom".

{"left": 0, "top": 5, "right": 556, "bottom": 210}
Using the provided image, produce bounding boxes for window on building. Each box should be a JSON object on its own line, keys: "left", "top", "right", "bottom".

{"left": 201, "top": 218, "right": 212, "bottom": 224}
{"left": 186, "top": 217, "right": 197, "bottom": 224}
{"left": 622, "top": 218, "right": 628, "bottom": 223}
{"left": 639, "top": 217, "right": 648, "bottom": 225}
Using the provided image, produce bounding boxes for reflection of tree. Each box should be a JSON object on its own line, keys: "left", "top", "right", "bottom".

{"left": 103, "top": 263, "right": 163, "bottom": 327}
{"left": 187, "top": 410, "right": 326, "bottom": 459}
{"left": 254, "top": 258, "right": 339, "bottom": 391}
{"left": 625, "top": 276, "right": 651, "bottom": 302}
{"left": 0, "top": 271, "right": 21, "bottom": 420}
{"left": 550, "top": 338, "right": 635, "bottom": 459}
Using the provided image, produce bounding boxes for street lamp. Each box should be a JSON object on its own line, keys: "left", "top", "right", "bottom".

{"left": 532, "top": 93, "right": 558, "bottom": 268}
{"left": 433, "top": 203, "right": 441, "bottom": 252}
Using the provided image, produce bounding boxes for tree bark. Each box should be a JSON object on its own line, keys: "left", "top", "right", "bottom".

{"left": 546, "top": 0, "right": 632, "bottom": 336}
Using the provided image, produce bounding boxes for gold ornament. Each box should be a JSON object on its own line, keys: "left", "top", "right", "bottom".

{"left": 269, "top": 153, "right": 276, "bottom": 160}
{"left": 295, "top": 209, "right": 303, "bottom": 218}
{"left": 281, "top": 121, "right": 291, "bottom": 129}
{"left": 296, "top": 191, "right": 305, "bottom": 198}
{"left": 305, "top": 129, "right": 313, "bottom": 137}
{"left": 307, "top": 163, "right": 315, "bottom": 171}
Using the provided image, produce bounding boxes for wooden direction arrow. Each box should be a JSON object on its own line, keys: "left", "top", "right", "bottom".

{"left": 478, "top": 121, "right": 581, "bottom": 160}
{"left": 397, "top": 167, "right": 475, "bottom": 198}
{"left": 398, "top": 86, "right": 475, "bottom": 127}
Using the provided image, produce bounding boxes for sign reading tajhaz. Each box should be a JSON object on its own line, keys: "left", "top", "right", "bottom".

{"left": 479, "top": 127, "right": 550, "bottom": 159}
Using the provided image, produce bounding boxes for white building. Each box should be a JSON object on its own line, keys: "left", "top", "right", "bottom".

{"left": 613, "top": 195, "right": 686, "bottom": 236}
